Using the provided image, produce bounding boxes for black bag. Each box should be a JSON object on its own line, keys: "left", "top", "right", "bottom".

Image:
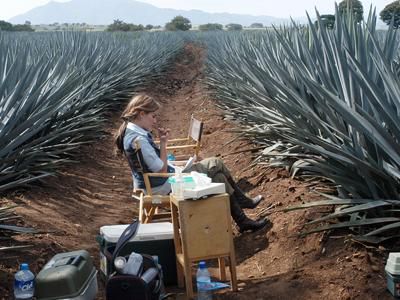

{"left": 106, "top": 220, "right": 164, "bottom": 300}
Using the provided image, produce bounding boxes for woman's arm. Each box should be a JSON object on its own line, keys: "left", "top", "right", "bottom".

{"left": 157, "top": 127, "right": 169, "bottom": 173}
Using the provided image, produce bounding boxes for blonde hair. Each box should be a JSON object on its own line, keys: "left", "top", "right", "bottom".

{"left": 115, "top": 94, "right": 160, "bottom": 154}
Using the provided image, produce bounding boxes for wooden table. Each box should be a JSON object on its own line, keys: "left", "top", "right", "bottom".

{"left": 170, "top": 193, "right": 237, "bottom": 299}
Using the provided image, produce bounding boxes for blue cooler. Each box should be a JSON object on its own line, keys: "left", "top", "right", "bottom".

{"left": 385, "top": 252, "right": 400, "bottom": 298}
{"left": 97, "top": 222, "right": 177, "bottom": 286}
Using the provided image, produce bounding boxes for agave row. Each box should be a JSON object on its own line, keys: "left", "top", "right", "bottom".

{"left": 202, "top": 7, "right": 400, "bottom": 243}
{"left": 0, "top": 31, "right": 183, "bottom": 193}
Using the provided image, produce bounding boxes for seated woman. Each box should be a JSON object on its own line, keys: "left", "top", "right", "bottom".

{"left": 115, "top": 94, "right": 269, "bottom": 233}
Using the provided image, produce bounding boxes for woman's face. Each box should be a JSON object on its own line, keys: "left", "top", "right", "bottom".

{"left": 139, "top": 111, "right": 158, "bottom": 131}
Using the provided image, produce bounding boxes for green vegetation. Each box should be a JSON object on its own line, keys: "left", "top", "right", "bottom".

{"left": 338, "top": 0, "right": 363, "bottom": 22}
{"left": 250, "top": 23, "right": 264, "bottom": 28}
{"left": 0, "top": 205, "right": 37, "bottom": 253}
{"left": 226, "top": 23, "right": 243, "bottom": 31}
{"left": 106, "top": 19, "right": 148, "bottom": 32}
{"left": 0, "top": 32, "right": 183, "bottom": 193}
{"left": 380, "top": 1, "right": 400, "bottom": 28}
{"left": 315, "top": 14, "right": 335, "bottom": 29}
{"left": 203, "top": 6, "right": 400, "bottom": 243}
{"left": 0, "top": 20, "right": 34, "bottom": 31}
{"left": 199, "top": 23, "right": 223, "bottom": 31}
{"left": 165, "top": 16, "right": 192, "bottom": 31}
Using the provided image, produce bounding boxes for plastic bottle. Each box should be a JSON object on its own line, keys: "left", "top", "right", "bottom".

{"left": 174, "top": 169, "right": 184, "bottom": 200}
{"left": 113, "top": 256, "right": 127, "bottom": 273}
{"left": 196, "top": 261, "right": 212, "bottom": 300}
{"left": 14, "top": 263, "right": 35, "bottom": 300}
{"left": 167, "top": 153, "right": 176, "bottom": 161}
{"left": 124, "top": 252, "right": 143, "bottom": 276}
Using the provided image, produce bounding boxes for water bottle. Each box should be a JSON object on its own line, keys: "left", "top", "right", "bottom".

{"left": 174, "top": 170, "right": 184, "bottom": 200}
{"left": 167, "top": 153, "right": 175, "bottom": 161}
{"left": 196, "top": 261, "right": 212, "bottom": 300}
{"left": 114, "top": 256, "right": 127, "bottom": 273}
{"left": 124, "top": 252, "right": 143, "bottom": 276}
{"left": 14, "top": 263, "right": 35, "bottom": 300}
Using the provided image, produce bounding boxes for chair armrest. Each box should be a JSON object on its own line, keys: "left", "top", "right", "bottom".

{"left": 171, "top": 161, "right": 187, "bottom": 167}
{"left": 154, "top": 137, "right": 190, "bottom": 144}
{"left": 143, "top": 172, "right": 178, "bottom": 196}
{"left": 146, "top": 173, "right": 176, "bottom": 177}
{"left": 166, "top": 144, "right": 197, "bottom": 150}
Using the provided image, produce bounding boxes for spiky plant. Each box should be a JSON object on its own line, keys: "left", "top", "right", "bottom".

{"left": 203, "top": 6, "right": 400, "bottom": 244}
{"left": 0, "top": 31, "right": 183, "bottom": 193}
{"left": 0, "top": 204, "right": 37, "bottom": 253}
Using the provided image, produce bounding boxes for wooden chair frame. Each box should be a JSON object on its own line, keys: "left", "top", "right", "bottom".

{"left": 156, "top": 115, "right": 203, "bottom": 161}
{"left": 131, "top": 141, "right": 175, "bottom": 223}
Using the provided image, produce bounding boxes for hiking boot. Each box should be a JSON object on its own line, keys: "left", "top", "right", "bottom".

{"left": 237, "top": 217, "right": 269, "bottom": 233}
{"left": 237, "top": 194, "right": 264, "bottom": 209}
{"left": 227, "top": 177, "right": 265, "bottom": 209}
{"left": 230, "top": 195, "right": 269, "bottom": 233}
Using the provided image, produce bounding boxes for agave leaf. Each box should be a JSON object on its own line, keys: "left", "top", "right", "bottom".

{"left": 283, "top": 199, "right": 372, "bottom": 212}
{"left": 299, "top": 217, "right": 400, "bottom": 235}
{"left": 0, "top": 216, "right": 21, "bottom": 222}
{"left": 306, "top": 201, "right": 399, "bottom": 225}
{"left": 0, "top": 205, "right": 18, "bottom": 211}
{"left": 353, "top": 234, "right": 400, "bottom": 244}
{"left": 0, "top": 225, "right": 37, "bottom": 233}
{"left": 0, "top": 245, "right": 34, "bottom": 252}
{"left": 364, "top": 221, "right": 400, "bottom": 236}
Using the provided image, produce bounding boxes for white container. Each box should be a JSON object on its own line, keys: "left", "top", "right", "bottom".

{"left": 183, "top": 182, "right": 226, "bottom": 200}
{"left": 98, "top": 222, "right": 177, "bottom": 286}
{"left": 385, "top": 252, "right": 400, "bottom": 275}
{"left": 100, "top": 222, "right": 174, "bottom": 243}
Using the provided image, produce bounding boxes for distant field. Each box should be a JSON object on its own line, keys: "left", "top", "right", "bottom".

{"left": 32, "top": 24, "right": 108, "bottom": 31}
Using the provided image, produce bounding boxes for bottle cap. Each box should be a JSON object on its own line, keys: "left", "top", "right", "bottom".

{"left": 199, "top": 261, "right": 206, "bottom": 269}
{"left": 114, "top": 256, "right": 126, "bottom": 271}
{"left": 20, "top": 263, "right": 29, "bottom": 270}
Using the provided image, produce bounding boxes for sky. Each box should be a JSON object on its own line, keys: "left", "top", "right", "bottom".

{"left": 0, "top": 0, "right": 390, "bottom": 21}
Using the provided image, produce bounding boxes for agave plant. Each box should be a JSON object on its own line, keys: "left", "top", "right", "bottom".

{"left": 203, "top": 6, "right": 400, "bottom": 243}
{"left": 0, "top": 31, "right": 183, "bottom": 193}
{"left": 0, "top": 205, "right": 37, "bottom": 253}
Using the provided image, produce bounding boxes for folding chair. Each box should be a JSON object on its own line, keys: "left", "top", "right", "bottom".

{"left": 130, "top": 140, "right": 174, "bottom": 224}
{"left": 157, "top": 115, "right": 204, "bottom": 162}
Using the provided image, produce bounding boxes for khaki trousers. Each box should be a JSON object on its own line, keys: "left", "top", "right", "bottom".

{"left": 186, "top": 157, "right": 235, "bottom": 195}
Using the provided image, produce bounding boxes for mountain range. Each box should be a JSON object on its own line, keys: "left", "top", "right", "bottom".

{"left": 9, "top": 0, "right": 299, "bottom": 26}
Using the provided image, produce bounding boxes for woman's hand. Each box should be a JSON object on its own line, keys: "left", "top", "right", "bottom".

{"left": 158, "top": 127, "right": 170, "bottom": 144}
{"left": 158, "top": 127, "right": 170, "bottom": 173}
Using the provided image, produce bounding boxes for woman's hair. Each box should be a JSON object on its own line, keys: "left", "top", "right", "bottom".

{"left": 114, "top": 94, "right": 160, "bottom": 155}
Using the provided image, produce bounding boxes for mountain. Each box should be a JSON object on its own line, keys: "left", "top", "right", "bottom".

{"left": 8, "top": 0, "right": 292, "bottom": 26}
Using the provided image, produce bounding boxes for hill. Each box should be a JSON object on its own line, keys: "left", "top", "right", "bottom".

{"left": 9, "top": 0, "right": 292, "bottom": 26}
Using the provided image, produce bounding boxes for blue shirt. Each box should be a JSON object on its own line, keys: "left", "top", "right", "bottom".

{"left": 124, "top": 122, "right": 172, "bottom": 195}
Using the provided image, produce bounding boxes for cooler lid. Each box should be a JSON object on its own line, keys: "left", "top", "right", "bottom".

{"left": 386, "top": 252, "right": 400, "bottom": 275}
{"left": 100, "top": 222, "right": 173, "bottom": 243}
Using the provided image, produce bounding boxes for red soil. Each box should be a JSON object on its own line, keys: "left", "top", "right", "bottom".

{"left": 0, "top": 44, "right": 391, "bottom": 300}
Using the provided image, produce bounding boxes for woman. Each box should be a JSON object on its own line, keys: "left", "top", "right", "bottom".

{"left": 115, "top": 94, "right": 269, "bottom": 233}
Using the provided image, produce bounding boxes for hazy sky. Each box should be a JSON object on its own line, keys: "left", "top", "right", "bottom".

{"left": 0, "top": 0, "right": 390, "bottom": 21}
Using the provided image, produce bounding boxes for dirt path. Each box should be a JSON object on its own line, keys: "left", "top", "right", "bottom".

{"left": 0, "top": 44, "right": 391, "bottom": 299}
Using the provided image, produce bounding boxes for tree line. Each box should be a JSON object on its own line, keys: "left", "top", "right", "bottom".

{"left": 317, "top": 0, "right": 400, "bottom": 29}
{"left": 107, "top": 0, "right": 400, "bottom": 32}
{"left": 106, "top": 16, "right": 251, "bottom": 32}
{"left": 0, "top": 20, "right": 34, "bottom": 32}
{"left": 3, "top": 0, "right": 400, "bottom": 33}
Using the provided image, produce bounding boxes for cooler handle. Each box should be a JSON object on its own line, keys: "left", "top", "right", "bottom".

{"left": 53, "top": 255, "right": 85, "bottom": 268}
{"left": 70, "top": 255, "right": 84, "bottom": 267}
